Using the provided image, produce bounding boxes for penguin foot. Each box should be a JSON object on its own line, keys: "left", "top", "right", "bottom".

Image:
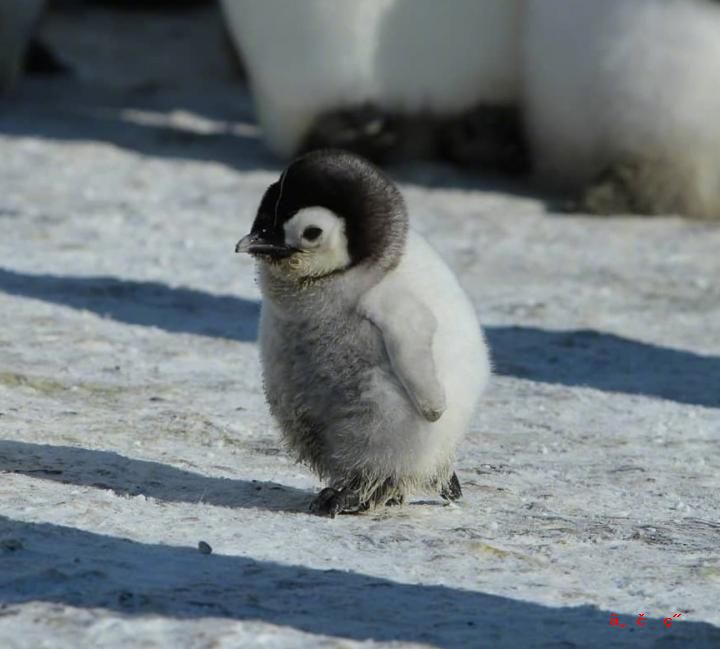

{"left": 437, "top": 105, "right": 531, "bottom": 176}
{"left": 300, "top": 105, "right": 401, "bottom": 164}
{"left": 577, "top": 156, "right": 702, "bottom": 217}
{"left": 440, "top": 472, "right": 463, "bottom": 502}
{"left": 24, "top": 39, "right": 70, "bottom": 77}
{"left": 309, "top": 487, "right": 369, "bottom": 518}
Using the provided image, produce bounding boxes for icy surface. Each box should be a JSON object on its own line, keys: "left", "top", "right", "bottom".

{"left": 0, "top": 5, "right": 719, "bottom": 649}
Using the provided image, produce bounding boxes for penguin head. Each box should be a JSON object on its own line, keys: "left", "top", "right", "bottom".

{"left": 235, "top": 150, "right": 408, "bottom": 280}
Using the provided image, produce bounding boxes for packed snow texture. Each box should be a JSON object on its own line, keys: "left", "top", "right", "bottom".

{"left": 0, "top": 5, "right": 719, "bottom": 649}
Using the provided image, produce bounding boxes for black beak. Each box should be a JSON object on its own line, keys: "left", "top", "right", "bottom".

{"left": 235, "top": 233, "right": 296, "bottom": 258}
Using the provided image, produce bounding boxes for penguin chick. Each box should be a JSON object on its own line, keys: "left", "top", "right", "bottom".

{"left": 235, "top": 150, "right": 490, "bottom": 516}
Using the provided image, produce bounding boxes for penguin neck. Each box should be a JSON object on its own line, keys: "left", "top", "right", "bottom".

{"left": 257, "top": 261, "right": 386, "bottom": 321}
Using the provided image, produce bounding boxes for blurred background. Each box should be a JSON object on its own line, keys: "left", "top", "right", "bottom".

{"left": 3, "top": 0, "right": 720, "bottom": 219}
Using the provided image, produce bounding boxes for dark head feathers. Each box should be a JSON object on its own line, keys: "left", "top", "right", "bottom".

{"left": 251, "top": 149, "right": 408, "bottom": 268}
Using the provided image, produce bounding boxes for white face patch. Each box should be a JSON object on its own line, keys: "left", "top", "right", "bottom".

{"left": 280, "top": 207, "right": 351, "bottom": 278}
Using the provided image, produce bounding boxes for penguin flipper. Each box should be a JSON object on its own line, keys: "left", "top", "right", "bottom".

{"left": 360, "top": 289, "right": 446, "bottom": 423}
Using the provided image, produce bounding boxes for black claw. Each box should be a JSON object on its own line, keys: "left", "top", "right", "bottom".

{"left": 308, "top": 487, "right": 340, "bottom": 517}
{"left": 440, "top": 472, "right": 463, "bottom": 502}
{"left": 24, "top": 39, "right": 71, "bottom": 77}
{"left": 309, "top": 487, "right": 367, "bottom": 518}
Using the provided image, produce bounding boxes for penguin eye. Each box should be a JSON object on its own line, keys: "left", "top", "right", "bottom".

{"left": 302, "top": 226, "right": 323, "bottom": 241}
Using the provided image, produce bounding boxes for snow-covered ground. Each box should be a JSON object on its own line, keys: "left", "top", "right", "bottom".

{"left": 1, "top": 5, "right": 719, "bottom": 649}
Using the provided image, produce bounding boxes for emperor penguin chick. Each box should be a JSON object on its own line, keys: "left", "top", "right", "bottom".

{"left": 235, "top": 150, "right": 490, "bottom": 516}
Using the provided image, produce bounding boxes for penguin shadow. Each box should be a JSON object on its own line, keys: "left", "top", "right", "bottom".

{"left": 2, "top": 268, "right": 717, "bottom": 408}
{"left": 0, "top": 76, "right": 543, "bottom": 195}
{"left": 0, "top": 77, "right": 277, "bottom": 172}
{"left": 1, "top": 514, "right": 719, "bottom": 648}
{"left": 0, "top": 268, "right": 260, "bottom": 342}
{"left": 5, "top": 58, "right": 542, "bottom": 195}
{"left": 0, "top": 440, "right": 312, "bottom": 513}
{"left": 486, "top": 326, "right": 720, "bottom": 409}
